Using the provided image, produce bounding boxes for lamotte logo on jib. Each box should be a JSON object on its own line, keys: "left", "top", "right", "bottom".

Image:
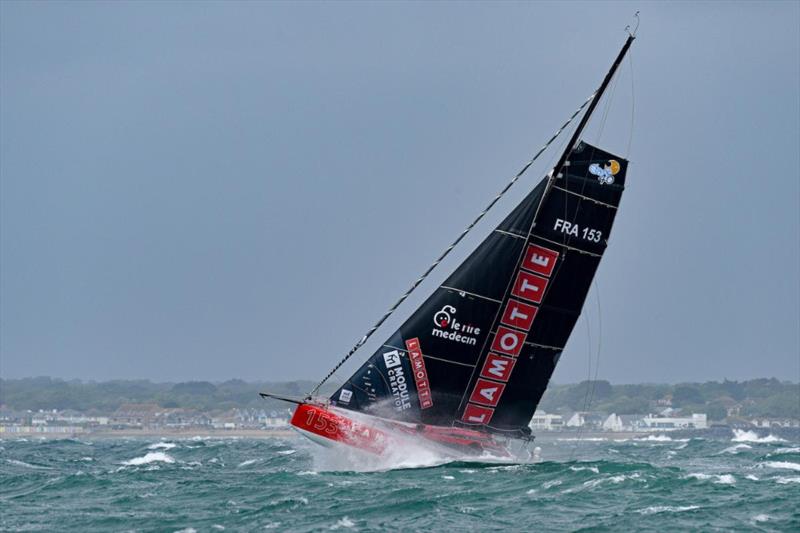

{"left": 382, "top": 350, "right": 411, "bottom": 411}
{"left": 432, "top": 305, "right": 481, "bottom": 345}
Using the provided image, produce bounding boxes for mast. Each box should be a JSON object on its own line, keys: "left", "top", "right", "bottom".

{"left": 550, "top": 34, "right": 634, "bottom": 184}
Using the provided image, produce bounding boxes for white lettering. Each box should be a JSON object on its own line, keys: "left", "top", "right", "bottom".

{"left": 499, "top": 332, "right": 519, "bottom": 352}
{"left": 509, "top": 306, "right": 529, "bottom": 322}
{"left": 487, "top": 358, "right": 509, "bottom": 378}
{"left": 479, "top": 386, "right": 499, "bottom": 403}
{"left": 519, "top": 278, "right": 540, "bottom": 295}
{"left": 531, "top": 253, "right": 549, "bottom": 269}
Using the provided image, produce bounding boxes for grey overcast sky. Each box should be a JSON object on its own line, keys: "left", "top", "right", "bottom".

{"left": 1, "top": 1, "right": 798, "bottom": 384}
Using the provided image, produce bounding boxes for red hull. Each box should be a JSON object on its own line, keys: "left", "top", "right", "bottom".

{"left": 290, "top": 403, "right": 510, "bottom": 457}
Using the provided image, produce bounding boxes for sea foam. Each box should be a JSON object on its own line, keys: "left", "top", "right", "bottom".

{"left": 760, "top": 461, "right": 800, "bottom": 472}
{"left": 637, "top": 505, "right": 700, "bottom": 515}
{"left": 122, "top": 452, "right": 175, "bottom": 466}
{"left": 148, "top": 442, "right": 177, "bottom": 450}
{"left": 731, "top": 430, "right": 785, "bottom": 443}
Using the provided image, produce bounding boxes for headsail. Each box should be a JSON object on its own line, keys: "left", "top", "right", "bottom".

{"left": 329, "top": 34, "right": 635, "bottom": 434}
{"left": 331, "top": 143, "right": 627, "bottom": 432}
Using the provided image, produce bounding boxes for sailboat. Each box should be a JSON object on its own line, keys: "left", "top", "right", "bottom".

{"left": 263, "top": 28, "right": 637, "bottom": 458}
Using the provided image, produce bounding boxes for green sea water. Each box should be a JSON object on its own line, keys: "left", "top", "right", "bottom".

{"left": 1, "top": 429, "right": 798, "bottom": 531}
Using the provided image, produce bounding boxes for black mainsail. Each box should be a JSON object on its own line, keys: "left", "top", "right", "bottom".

{"left": 328, "top": 35, "right": 635, "bottom": 435}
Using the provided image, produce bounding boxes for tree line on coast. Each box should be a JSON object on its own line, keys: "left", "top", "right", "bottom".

{"left": 0, "top": 377, "right": 797, "bottom": 421}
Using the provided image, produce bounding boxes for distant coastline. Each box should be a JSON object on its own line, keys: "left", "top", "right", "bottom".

{"left": 1, "top": 377, "right": 797, "bottom": 438}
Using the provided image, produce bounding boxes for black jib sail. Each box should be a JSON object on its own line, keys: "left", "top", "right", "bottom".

{"left": 328, "top": 34, "right": 635, "bottom": 434}
{"left": 331, "top": 144, "right": 626, "bottom": 432}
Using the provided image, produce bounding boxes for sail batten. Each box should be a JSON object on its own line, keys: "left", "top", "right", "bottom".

{"left": 332, "top": 142, "right": 629, "bottom": 432}
{"left": 326, "top": 35, "right": 635, "bottom": 433}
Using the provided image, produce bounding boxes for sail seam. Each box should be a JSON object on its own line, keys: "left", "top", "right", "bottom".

{"left": 523, "top": 341, "right": 564, "bottom": 351}
{"left": 485, "top": 330, "right": 565, "bottom": 350}
{"left": 551, "top": 186, "right": 618, "bottom": 209}
{"left": 531, "top": 235, "right": 603, "bottom": 258}
{"left": 440, "top": 286, "right": 503, "bottom": 303}
{"left": 381, "top": 344, "right": 476, "bottom": 368}
{"left": 493, "top": 229, "right": 527, "bottom": 239}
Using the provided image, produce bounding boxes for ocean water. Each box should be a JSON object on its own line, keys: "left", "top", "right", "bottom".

{"left": 1, "top": 430, "right": 799, "bottom": 532}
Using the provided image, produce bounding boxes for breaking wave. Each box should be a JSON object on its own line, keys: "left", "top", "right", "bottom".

{"left": 717, "top": 444, "right": 752, "bottom": 455}
{"left": 147, "top": 442, "right": 177, "bottom": 450}
{"left": 759, "top": 461, "right": 800, "bottom": 472}
{"left": 637, "top": 505, "right": 700, "bottom": 515}
{"left": 731, "top": 430, "right": 786, "bottom": 443}
{"left": 122, "top": 452, "right": 175, "bottom": 466}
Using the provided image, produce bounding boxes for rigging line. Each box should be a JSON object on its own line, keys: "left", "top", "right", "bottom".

{"left": 594, "top": 65, "right": 620, "bottom": 145}
{"left": 307, "top": 91, "right": 597, "bottom": 398}
{"left": 626, "top": 48, "right": 636, "bottom": 159}
{"left": 588, "top": 278, "right": 603, "bottom": 409}
{"left": 569, "top": 278, "right": 603, "bottom": 461}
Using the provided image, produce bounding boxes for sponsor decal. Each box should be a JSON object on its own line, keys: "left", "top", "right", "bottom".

{"left": 469, "top": 378, "right": 506, "bottom": 407}
{"left": 521, "top": 244, "right": 559, "bottom": 277}
{"left": 491, "top": 326, "right": 526, "bottom": 357}
{"left": 462, "top": 229, "right": 561, "bottom": 424}
{"left": 431, "top": 304, "right": 481, "bottom": 345}
{"left": 589, "top": 159, "right": 621, "bottom": 185}
{"left": 479, "top": 353, "right": 516, "bottom": 382}
{"left": 338, "top": 389, "right": 353, "bottom": 404}
{"left": 461, "top": 404, "right": 495, "bottom": 425}
{"left": 382, "top": 349, "right": 411, "bottom": 411}
{"left": 405, "top": 338, "right": 433, "bottom": 409}
{"left": 500, "top": 298, "right": 538, "bottom": 331}
{"left": 511, "top": 270, "right": 548, "bottom": 304}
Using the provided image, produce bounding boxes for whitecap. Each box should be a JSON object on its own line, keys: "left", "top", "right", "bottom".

{"left": 637, "top": 505, "right": 700, "bottom": 515}
{"left": 6, "top": 459, "right": 51, "bottom": 470}
{"left": 685, "top": 472, "right": 736, "bottom": 484}
{"left": 442, "top": 475, "right": 455, "bottom": 480}
{"left": 330, "top": 517, "right": 355, "bottom": 530}
{"left": 237, "top": 459, "right": 259, "bottom": 467}
{"left": 634, "top": 434, "right": 689, "bottom": 443}
{"left": 542, "top": 479, "right": 563, "bottom": 489}
{"left": 583, "top": 473, "right": 644, "bottom": 488}
{"left": 570, "top": 465, "right": 600, "bottom": 474}
{"left": 760, "top": 461, "right": 800, "bottom": 471}
{"left": 772, "top": 447, "right": 800, "bottom": 455}
{"left": 122, "top": 452, "right": 175, "bottom": 466}
{"left": 717, "top": 444, "right": 752, "bottom": 455}
{"left": 731, "top": 429, "right": 786, "bottom": 443}
{"left": 211, "top": 526, "right": 225, "bottom": 531}
{"left": 775, "top": 476, "right": 800, "bottom": 484}
{"left": 148, "top": 442, "right": 177, "bottom": 450}
{"left": 297, "top": 470, "right": 318, "bottom": 476}
{"left": 172, "top": 528, "right": 196, "bottom": 533}
{"left": 751, "top": 514, "right": 770, "bottom": 523}
{"left": 276, "top": 449, "right": 297, "bottom": 456}
{"left": 745, "top": 474, "right": 760, "bottom": 481}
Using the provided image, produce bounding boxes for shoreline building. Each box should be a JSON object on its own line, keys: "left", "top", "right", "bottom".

{"left": 641, "top": 413, "right": 707, "bottom": 430}
{"left": 529, "top": 411, "right": 564, "bottom": 431}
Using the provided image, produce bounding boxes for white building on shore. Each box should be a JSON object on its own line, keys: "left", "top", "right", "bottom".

{"left": 529, "top": 411, "right": 564, "bottom": 431}
{"left": 641, "top": 413, "right": 707, "bottom": 430}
